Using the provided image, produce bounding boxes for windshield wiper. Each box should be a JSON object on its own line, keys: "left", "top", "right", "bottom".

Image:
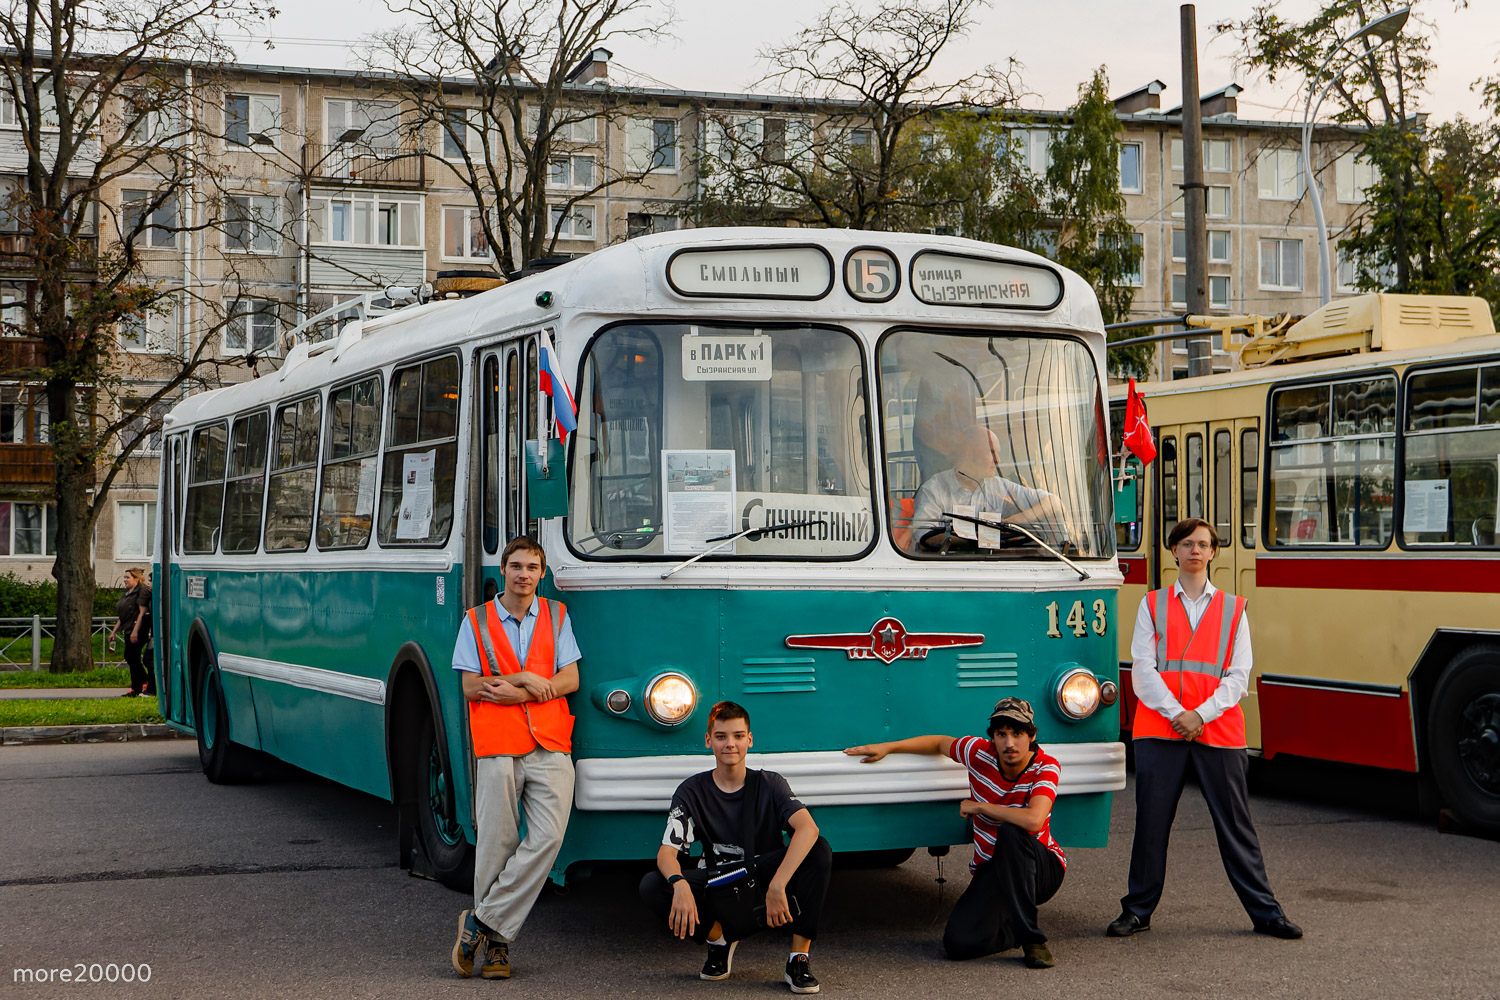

{"left": 660, "top": 520, "right": 827, "bottom": 580}
{"left": 939, "top": 510, "right": 1089, "bottom": 581}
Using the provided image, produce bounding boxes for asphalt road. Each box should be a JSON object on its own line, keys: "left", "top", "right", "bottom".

{"left": 3, "top": 741, "right": 1498, "bottom": 1000}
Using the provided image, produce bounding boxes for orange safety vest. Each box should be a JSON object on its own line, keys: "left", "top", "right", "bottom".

{"left": 1132, "top": 587, "right": 1248, "bottom": 749}
{"left": 466, "top": 597, "right": 575, "bottom": 757}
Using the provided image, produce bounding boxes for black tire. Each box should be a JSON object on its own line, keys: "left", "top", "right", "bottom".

{"left": 834, "top": 847, "right": 917, "bottom": 869}
{"left": 415, "top": 713, "right": 474, "bottom": 891}
{"left": 1428, "top": 644, "right": 1500, "bottom": 836}
{"left": 195, "top": 663, "right": 255, "bottom": 784}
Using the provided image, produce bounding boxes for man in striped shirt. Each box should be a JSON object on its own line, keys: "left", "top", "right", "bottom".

{"left": 844, "top": 697, "right": 1065, "bottom": 968}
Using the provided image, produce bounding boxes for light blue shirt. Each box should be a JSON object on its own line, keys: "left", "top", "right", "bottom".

{"left": 452, "top": 595, "right": 582, "bottom": 675}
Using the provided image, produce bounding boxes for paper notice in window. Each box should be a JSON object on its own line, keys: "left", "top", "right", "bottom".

{"left": 356, "top": 457, "right": 377, "bottom": 517}
{"left": 950, "top": 505, "right": 1002, "bottom": 549}
{"left": 1403, "top": 479, "right": 1449, "bottom": 534}
{"left": 662, "top": 449, "right": 736, "bottom": 554}
{"left": 397, "top": 450, "right": 436, "bottom": 540}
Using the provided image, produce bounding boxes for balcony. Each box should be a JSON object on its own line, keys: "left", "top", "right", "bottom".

{"left": 0, "top": 338, "right": 45, "bottom": 373}
{"left": 306, "top": 144, "right": 427, "bottom": 188}
{"left": 0, "top": 232, "right": 98, "bottom": 279}
{"left": 0, "top": 444, "right": 54, "bottom": 486}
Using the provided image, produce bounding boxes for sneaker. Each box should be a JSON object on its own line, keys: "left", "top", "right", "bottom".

{"left": 699, "top": 940, "right": 737, "bottom": 981}
{"left": 1022, "top": 942, "right": 1055, "bottom": 969}
{"left": 784, "top": 955, "right": 820, "bottom": 994}
{"left": 479, "top": 937, "right": 511, "bottom": 979}
{"left": 451, "top": 909, "right": 486, "bottom": 978}
{"left": 120, "top": 690, "right": 140, "bottom": 698}
{"left": 1106, "top": 911, "right": 1150, "bottom": 937}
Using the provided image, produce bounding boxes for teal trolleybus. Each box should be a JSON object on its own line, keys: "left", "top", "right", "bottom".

{"left": 152, "top": 228, "right": 1127, "bottom": 887}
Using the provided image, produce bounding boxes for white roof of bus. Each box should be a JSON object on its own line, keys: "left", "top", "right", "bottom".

{"left": 167, "top": 228, "right": 1105, "bottom": 428}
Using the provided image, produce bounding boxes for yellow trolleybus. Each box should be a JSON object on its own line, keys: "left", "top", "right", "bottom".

{"left": 1110, "top": 293, "right": 1500, "bottom": 835}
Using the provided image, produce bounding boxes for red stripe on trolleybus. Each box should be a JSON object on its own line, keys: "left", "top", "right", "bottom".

{"left": 1118, "top": 556, "right": 1148, "bottom": 582}
{"left": 1256, "top": 676, "right": 1418, "bottom": 772}
{"left": 1255, "top": 556, "right": 1500, "bottom": 593}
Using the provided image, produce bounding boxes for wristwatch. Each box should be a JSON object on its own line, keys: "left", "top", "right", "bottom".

{"left": 666, "top": 874, "right": 686, "bottom": 886}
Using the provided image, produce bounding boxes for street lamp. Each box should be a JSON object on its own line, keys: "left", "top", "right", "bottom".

{"left": 1302, "top": 7, "right": 1410, "bottom": 306}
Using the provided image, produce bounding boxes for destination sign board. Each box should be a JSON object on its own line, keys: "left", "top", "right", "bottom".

{"left": 681, "top": 332, "right": 773, "bottom": 381}
{"left": 909, "top": 251, "right": 1063, "bottom": 310}
{"left": 666, "top": 246, "right": 834, "bottom": 300}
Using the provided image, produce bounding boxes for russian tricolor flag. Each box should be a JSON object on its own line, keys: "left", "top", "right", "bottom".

{"left": 538, "top": 329, "right": 578, "bottom": 440}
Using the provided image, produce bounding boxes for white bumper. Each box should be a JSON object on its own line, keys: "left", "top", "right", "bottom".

{"left": 574, "top": 742, "right": 1126, "bottom": 811}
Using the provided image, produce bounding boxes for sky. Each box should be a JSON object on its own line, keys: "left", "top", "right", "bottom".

{"left": 228, "top": 0, "right": 1500, "bottom": 123}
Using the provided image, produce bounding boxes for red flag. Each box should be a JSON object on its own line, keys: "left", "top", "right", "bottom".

{"left": 1123, "top": 378, "right": 1156, "bottom": 466}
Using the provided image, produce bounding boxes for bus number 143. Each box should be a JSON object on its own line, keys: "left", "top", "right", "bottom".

{"left": 1046, "top": 599, "right": 1107, "bottom": 638}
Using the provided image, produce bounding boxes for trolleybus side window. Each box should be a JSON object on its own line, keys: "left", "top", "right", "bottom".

{"left": 1240, "top": 428, "right": 1259, "bottom": 548}
{"left": 221, "top": 410, "right": 269, "bottom": 553}
{"left": 265, "top": 394, "right": 320, "bottom": 552}
{"left": 1185, "top": 432, "right": 1205, "bottom": 520}
{"left": 1402, "top": 361, "right": 1500, "bottom": 547}
{"left": 1212, "top": 429, "right": 1231, "bottom": 543}
{"left": 1160, "top": 434, "right": 1178, "bottom": 540}
{"left": 1268, "top": 375, "right": 1396, "bottom": 547}
{"left": 482, "top": 354, "right": 500, "bottom": 554}
{"left": 569, "top": 323, "right": 872, "bottom": 559}
{"left": 184, "top": 421, "right": 228, "bottom": 554}
{"left": 1108, "top": 402, "right": 1143, "bottom": 551}
{"left": 505, "top": 347, "right": 523, "bottom": 540}
{"left": 318, "top": 375, "right": 383, "bottom": 549}
{"left": 525, "top": 341, "right": 539, "bottom": 538}
{"left": 378, "top": 354, "right": 460, "bottom": 546}
{"left": 881, "top": 331, "right": 1113, "bottom": 560}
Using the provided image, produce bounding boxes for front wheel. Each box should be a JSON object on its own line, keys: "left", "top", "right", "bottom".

{"left": 1428, "top": 644, "right": 1500, "bottom": 836}
{"left": 196, "top": 664, "right": 255, "bottom": 784}
{"left": 415, "top": 713, "right": 474, "bottom": 891}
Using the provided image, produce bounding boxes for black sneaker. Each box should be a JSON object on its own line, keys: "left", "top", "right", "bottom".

{"left": 1106, "top": 911, "right": 1150, "bottom": 937}
{"left": 699, "top": 940, "right": 737, "bottom": 981}
{"left": 784, "top": 955, "right": 820, "bottom": 994}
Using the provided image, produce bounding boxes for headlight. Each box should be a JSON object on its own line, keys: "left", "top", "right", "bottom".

{"left": 1056, "top": 668, "right": 1102, "bottom": 720}
{"left": 645, "top": 673, "right": 696, "bottom": 726}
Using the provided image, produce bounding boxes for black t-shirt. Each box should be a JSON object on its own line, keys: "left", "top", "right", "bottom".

{"left": 661, "top": 769, "right": 806, "bottom": 868}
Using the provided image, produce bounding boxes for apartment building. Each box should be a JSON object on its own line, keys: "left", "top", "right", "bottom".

{"left": 0, "top": 52, "right": 1372, "bottom": 583}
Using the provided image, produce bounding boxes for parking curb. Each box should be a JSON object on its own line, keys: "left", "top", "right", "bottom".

{"left": 1, "top": 723, "right": 187, "bottom": 745}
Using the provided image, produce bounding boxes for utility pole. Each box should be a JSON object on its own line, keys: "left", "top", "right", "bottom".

{"left": 1181, "top": 4, "right": 1212, "bottom": 377}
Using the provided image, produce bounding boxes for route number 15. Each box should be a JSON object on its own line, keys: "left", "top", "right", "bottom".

{"left": 844, "top": 248, "right": 899, "bottom": 302}
{"left": 1046, "top": 599, "right": 1108, "bottom": 638}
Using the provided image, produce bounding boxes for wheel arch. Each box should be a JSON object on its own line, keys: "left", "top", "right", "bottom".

{"left": 1407, "top": 628, "right": 1500, "bottom": 770}
{"left": 184, "top": 617, "right": 220, "bottom": 731}
{"left": 384, "top": 640, "right": 450, "bottom": 810}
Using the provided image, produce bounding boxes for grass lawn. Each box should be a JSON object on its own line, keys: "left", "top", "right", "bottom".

{"left": 0, "top": 697, "right": 165, "bottom": 728}
{"left": 0, "top": 666, "right": 132, "bottom": 688}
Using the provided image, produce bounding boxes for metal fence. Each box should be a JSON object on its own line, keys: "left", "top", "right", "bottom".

{"left": 0, "top": 617, "right": 123, "bottom": 671}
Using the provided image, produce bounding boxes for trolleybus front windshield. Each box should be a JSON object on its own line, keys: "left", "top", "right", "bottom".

{"left": 880, "top": 330, "right": 1114, "bottom": 560}
{"left": 569, "top": 322, "right": 874, "bottom": 559}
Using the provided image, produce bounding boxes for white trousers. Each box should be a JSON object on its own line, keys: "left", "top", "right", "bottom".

{"left": 472, "top": 748, "right": 575, "bottom": 942}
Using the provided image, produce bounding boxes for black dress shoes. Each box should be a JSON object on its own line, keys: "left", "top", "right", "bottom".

{"left": 1253, "top": 916, "right": 1304, "bottom": 939}
{"left": 1106, "top": 912, "right": 1150, "bottom": 937}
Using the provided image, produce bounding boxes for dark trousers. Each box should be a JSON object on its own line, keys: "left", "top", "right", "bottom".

{"left": 943, "top": 823, "right": 1065, "bottom": 959}
{"left": 124, "top": 638, "right": 153, "bottom": 694}
{"left": 640, "top": 837, "right": 832, "bottom": 943}
{"left": 1122, "top": 738, "right": 1282, "bottom": 924}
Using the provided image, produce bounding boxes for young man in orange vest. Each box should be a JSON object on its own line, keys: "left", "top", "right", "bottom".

{"left": 1107, "top": 517, "right": 1301, "bottom": 941}
{"left": 450, "top": 537, "right": 581, "bottom": 979}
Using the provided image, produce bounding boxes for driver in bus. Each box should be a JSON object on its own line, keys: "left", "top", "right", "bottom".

{"left": 450, "top": 537, "right": 582, "bottom": 981}
{"left": 907, "top": 424, "right": 1066, "bottom": 551}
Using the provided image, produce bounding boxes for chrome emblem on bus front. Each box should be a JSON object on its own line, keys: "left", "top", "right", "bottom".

{"left": 785, "top": 617, "right": 984, "bottom": 664}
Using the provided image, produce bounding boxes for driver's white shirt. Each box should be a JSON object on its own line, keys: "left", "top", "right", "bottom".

{"left": 909, "top": 469, "right": 1050, "bottom": 547}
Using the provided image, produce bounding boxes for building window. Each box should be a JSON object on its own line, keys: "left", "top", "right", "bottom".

{"left": 1336, "top": 151, "right": 1378, "bottom": 203}
{"left": 225, "top": 298, "right": 279, "bottom": 354}
{"left": 548, "top": 154, "right": 596, "bottom": 189}
{"left": 1207, "top": 185, "right": 1230, "bottom": 218}
{"left": 121, "top": 189, "right": 179, "bottom": 249}
{"left": 1209, "top": 230, "right": 1230, "bottom": 263}
{"left": 1337, "top": 244, "right": 1395, "bottom": 291}
{"left": 119, "top": 294, "right": 178, "bottom": 353}
{"left": 222, "top": 194, "right": 279, "bottom": 253}
{"left": 627, "top": 213, "right": 679, "bottom": 240}
{"left": 123, "top": 91, "right": 184, "bottom": 147}
{"left": 442, "top": 206, "right": 490, "bottom": 260}
{"left": 120, "top": 397, "right": 168, "bottom": 456}
{"left": 1119, "top": 143, "right": 1142, "bottom": 193}
{"left": 224, "top": 93, "right": 280, "bottom": 147}
{"left": 0, "top": 501, "right": 57, "bottom": 556}
{"left": 441, "top": 108, "right": 485, "bottom": 159}
{"left": 627, "top": 117, "right": 679, "bottom": 173}
{"left": 309, "top": 193, "right": 421, "bottom": 248}
{"left": 1257, "top": 147, "right": 1302, "bottom": 200}
{"left": 1171, "top": 229, "right": 1185, "bottom": 262}
{"left": 326, "top": 98, "right": 401, "bottom": 152}
{"left": 0, "top": 387, "right": 47, "bottom": 444}
{"left": 0, "top": 282, "right": 27, "bottom": 335}
{"left": 1170, "top": 273, "right": 1186, "bottom": 308}
{"left": 525, "top": 107, "right": 598, "bottom": 144}
{"left": 115, "top": 501, "right": 157, "bottom": 560}
{"left": 549, "top": 204, "right": 595, "bottom": 240}
{"left": 1209, "top": 275, "right": 1231, "bottom": 310}
{"left": 1259, "top": 238, "right": 1303, "bottom": 290}
{"left": 1171, "top": 138, "right": 1231, "bottom": 171}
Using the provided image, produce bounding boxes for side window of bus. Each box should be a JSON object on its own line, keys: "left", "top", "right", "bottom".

{"left": 582, "top": 328, "right": 661, "bottom": 547}
{"left": 221, "top": 411, "right": 270, "bottom": 553}
{"left": 319, "top": 376, "right": 383, "bottom": 549}
{"left": 1159, "top": 434, "right": 1178, "bottom": 541}
{"left": 1403, "top": 362, "right": 1500, "bottom": 547}
{"left": 1185, "top": 432, "right": 1205, "bottom": 520}
{"left": 1108, "top": 402, "right": 1143, "bottom": 551}
{"left": 265, "top": 395, "right": 321, "bottom": 552}
{"left": 169, "top": 434, "right": 186, "bottom": 555}
{"left": 1240, "top": 428, "right": 1259, "bottom": 548}
{"left": 482, "top": 355, "right": 500, "bottom": 554}
{"left": 506, "top": 347, "right": 524, "bottom": 540}
{"left": 184, "top": 422, "right": 228, "bottom": 554}
{"left": 1269, "top": 376, "right": 1396, "bottom": 547}
{"left": 379, "top": 354, "right": 460, "bottom": 546}
{"left": 1212, "top": 429, "right": 1231, "bottom": 544}
{"left": 525, "top": 341, "right": 539, "bottom": 538}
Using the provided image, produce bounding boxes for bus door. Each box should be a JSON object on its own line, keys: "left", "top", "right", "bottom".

{"left": 161, "top": 432, "right": 187, "bottom": 725}
{"left": 471, "top": 337, "right": 536, "bottom": 605}
{"left": 1160, "top": 419, "right": 1254, "bottom": 595}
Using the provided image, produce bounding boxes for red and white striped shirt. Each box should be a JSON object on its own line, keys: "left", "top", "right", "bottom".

{"left": 949, "top": 736, "right": 1066, "bottom": 871}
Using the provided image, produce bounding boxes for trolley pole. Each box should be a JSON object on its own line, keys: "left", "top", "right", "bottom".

{"left": 1181, "top": 4, "right": 1212, "bottom": 378}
